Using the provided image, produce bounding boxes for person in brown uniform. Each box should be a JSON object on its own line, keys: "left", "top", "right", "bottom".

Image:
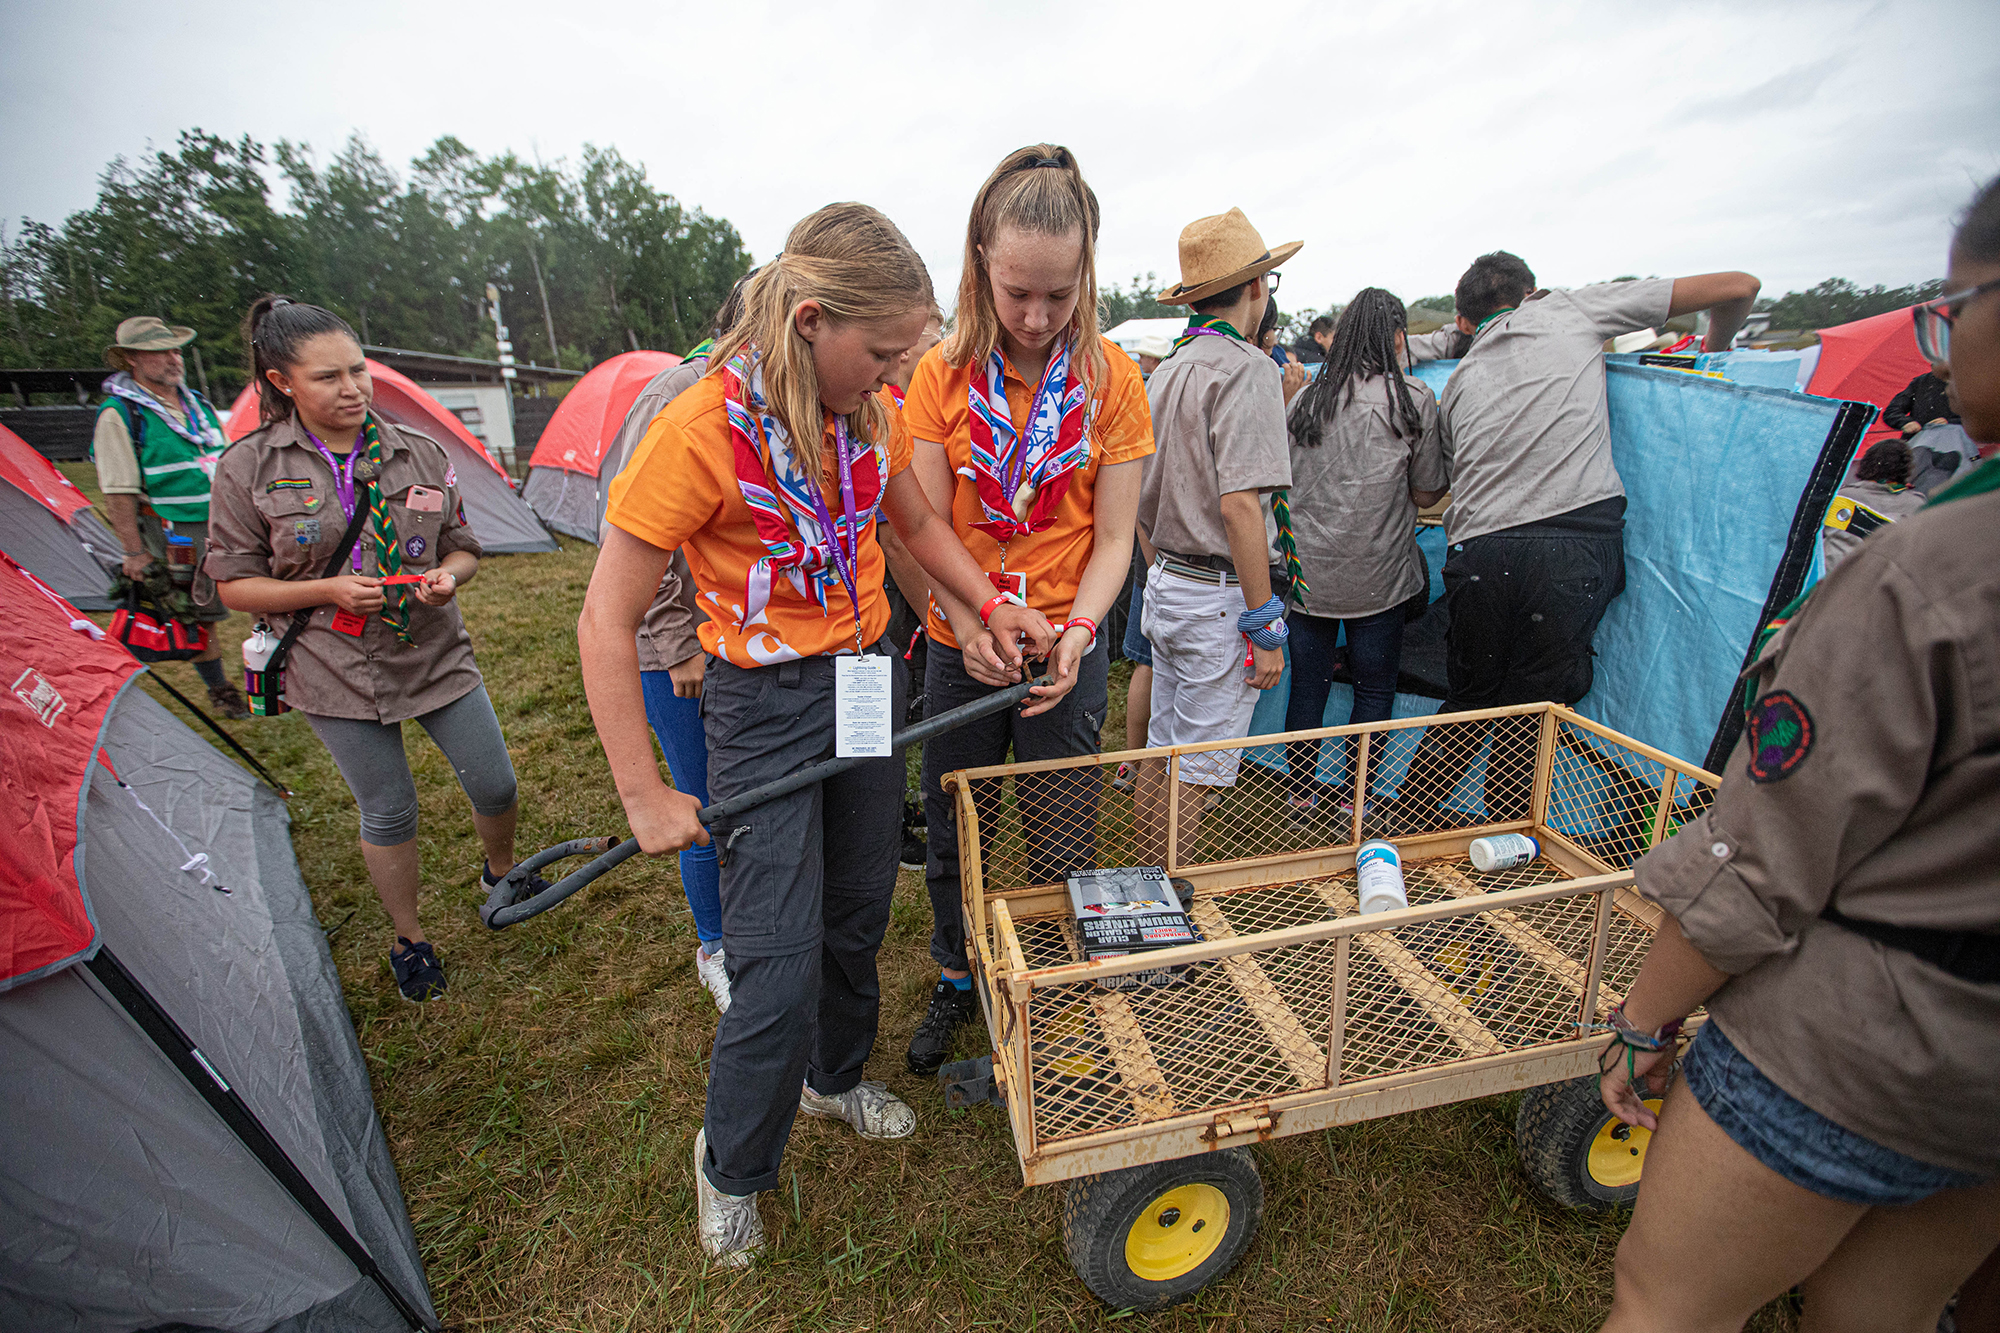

{"left": 1592, "top": 176, "right": 2000, "bottom": 1333}
{"left": 206, "top": 297, "right": 546, "bottom": 1001}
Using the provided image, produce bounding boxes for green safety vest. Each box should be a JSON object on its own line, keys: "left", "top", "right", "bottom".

{"left": 99, "top": 393, "right": 227, "bottom": 523}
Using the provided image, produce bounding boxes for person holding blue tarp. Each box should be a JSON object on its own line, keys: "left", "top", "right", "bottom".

{"left": 1387, "top": 254, "right": 1760, "bottom": 828}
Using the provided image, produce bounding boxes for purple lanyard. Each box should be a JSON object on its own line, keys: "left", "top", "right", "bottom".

{"left": 803, "top": 418, "right": 866, "bottom": 651}
{"left": 305, "top": 430, "right": 364, "bottom": 573}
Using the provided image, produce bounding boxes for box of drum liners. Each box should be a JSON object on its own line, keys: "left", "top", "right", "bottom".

{"left": 1067, "top": 867, "right": 1199, "bottom": 991}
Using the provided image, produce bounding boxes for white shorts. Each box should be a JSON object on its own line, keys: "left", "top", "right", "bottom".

{"left": 1141, "top": 563, "right": 1259, "bottom": 786}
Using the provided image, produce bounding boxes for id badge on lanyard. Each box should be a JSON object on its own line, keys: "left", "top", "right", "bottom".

{"left": 835, "top": 654, "right": 893, "bottom": 758}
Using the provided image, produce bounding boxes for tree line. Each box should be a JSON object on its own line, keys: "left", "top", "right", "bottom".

{"left": 0, "top": 130, "right": 753, "bottom": 399}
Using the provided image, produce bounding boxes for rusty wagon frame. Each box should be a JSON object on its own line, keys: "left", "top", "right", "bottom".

{"left": 942, "top": 702, "right": 1721, "bottom": 1309}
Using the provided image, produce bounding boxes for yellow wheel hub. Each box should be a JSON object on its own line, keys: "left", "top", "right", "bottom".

{"left": 1124, "top": 1183, "right": 1230, "bottom": 1282}
{"left": 1587, "top": 1100, "right": 1663, "bottom": 1188}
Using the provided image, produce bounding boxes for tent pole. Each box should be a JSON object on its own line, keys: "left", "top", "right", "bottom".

{"left": 83, "top": 947, "right": 433, "bottom": 1331}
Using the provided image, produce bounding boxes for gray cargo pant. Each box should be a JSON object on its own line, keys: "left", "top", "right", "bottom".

{"left": 699, "top": 644, "right": 907, "bottom": 1196}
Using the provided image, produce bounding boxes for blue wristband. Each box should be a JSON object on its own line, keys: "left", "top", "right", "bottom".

{"left": 1237, "top": 595, "right": 1285, "bottom": 634}
{"left": 1247, "top": 620, "right": 1289, "bottom": 650}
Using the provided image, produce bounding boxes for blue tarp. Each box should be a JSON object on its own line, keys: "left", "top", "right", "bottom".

{"left": 1252, "top": 362, "right": 1851, "bottom": 770}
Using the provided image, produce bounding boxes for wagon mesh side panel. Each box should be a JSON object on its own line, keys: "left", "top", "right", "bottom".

{"left": 968, "top": 709, "right": 1723, "bottom": 1151}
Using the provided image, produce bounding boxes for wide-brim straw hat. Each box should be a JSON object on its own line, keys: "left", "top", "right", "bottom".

{"left": 105, "top": 315, "right": 196, "bottom": 365}
{"left": 1155, "top": 208, "right": 1303, "bottom": 305}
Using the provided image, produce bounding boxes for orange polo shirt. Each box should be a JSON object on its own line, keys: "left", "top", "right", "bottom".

{"left": 606, "top": 374, "right": 912, "bottom": 666}
{"left": 901, "top": 336, "right": 1154, "bottom": 648}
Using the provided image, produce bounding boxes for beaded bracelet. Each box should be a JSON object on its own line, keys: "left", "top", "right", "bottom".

{"left": 1606, "top": 1002, "right": 1684, "bottom": 1052}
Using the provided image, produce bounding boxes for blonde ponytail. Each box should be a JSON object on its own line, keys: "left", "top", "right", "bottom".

{"left": 943, "top": 144, "right": 1108, "bottom": 397}
{"left": 705, "top": 202, "right": 932, "bottom": 478}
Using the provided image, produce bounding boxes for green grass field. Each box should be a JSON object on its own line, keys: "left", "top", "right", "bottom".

{"left": 58, "top": 462, "right": 1802, "bottom": 1332}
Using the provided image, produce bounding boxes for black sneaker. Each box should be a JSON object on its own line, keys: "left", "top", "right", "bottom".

{"left": 906, "top": 976, "right": 977, "bottom": 1075}
{"left": 482, "top": 860, "right": 554, "bottom": 903}
{"left": 207, "top": 681, "right": 252, "bottom": 720}
{"left": 391, "top": 937, "right": 447, "bottom": 1001}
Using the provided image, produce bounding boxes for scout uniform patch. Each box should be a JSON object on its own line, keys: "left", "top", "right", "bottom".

{"left": 1746, "top": 690, "right": 1813, "bottom": 782}
{"left": 267, "top": 477, "right": 315, "bottom": 492}
{"left": 1823, "top": 495, "right": 1890, "bottom": 539}
{"left": 294, "top": 517, "right": 322, "bottom": 545}
{"left": 405, "top": 534, "right": 427, "bottom": 559}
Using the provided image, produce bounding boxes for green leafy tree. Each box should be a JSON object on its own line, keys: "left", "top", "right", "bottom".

{"left": 1766, "top": 277, "right": 1945, "bottom": 331}
{"left": 1098, "top": 274, "right": 1185, "bottom": 329}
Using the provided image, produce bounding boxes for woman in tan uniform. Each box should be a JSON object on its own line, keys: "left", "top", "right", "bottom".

{"left": 206, "top": 296, "right": 543, "bottom": 1002}
{"left": 1593, "top": 178, "right": 2000, "bottom": 1332}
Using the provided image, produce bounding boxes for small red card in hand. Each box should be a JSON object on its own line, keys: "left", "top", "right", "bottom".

{"left": 331, "top": 609, "right": 368, "bottom": 636}
{"left": 378, "top": 574, "right": 428, "bottom": 585}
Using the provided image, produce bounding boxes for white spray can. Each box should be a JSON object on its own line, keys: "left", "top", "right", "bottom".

{"left": 1469, "top": 833, "right": 1541, "bottom": 873}
{"left": 242, "top": 620, "right": 286, "bottom": 717}
{"left": 1355, "top": 839, "right": 1408, "bottom": 915}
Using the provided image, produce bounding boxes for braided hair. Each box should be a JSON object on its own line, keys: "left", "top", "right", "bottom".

{"left": 1287, "top": 288, "right": 1423, "bottom": 448}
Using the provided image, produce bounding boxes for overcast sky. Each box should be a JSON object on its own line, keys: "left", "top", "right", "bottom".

{"left": 4, "top": 0, "right": 1995, "bottom": 320}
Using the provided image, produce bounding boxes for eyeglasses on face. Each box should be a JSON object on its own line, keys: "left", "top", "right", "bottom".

{"left": 1265, "top": 272, "right": 1283, "bottom": 294}
{"left": 1913, "top": 277, "right": 2000, "bottom": 362}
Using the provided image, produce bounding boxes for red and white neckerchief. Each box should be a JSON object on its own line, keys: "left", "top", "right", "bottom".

{"left": 963, "top": 339, "right": 1090, "bottom": 549}
{"left": 722, "top": 350, "right": 888, "bottom": 656}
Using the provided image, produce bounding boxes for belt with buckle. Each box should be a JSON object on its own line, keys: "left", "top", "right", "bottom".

{"left": 1157, "top": 551, "right": 1238, "bottom": 585}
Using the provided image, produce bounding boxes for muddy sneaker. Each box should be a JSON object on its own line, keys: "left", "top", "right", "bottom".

{"left": 390, "top": 937, "right": 446, "bottom": 1002}
{"left": 693, "top": 1128, "right": 764, "bottom": 1268}
{"left": 799, "top": 1079, "right": 917, "bottom": 1140}
{"left": 207, "top": 681, "right": 252, "bottom": 720}
{"left": 1110, "top": 761, "right": 1135, "bottom": 793}
{"left": 905, "top": 976, "right": 978, "bottom": 1075}
{"left": 695, "top": 945, "right": 732, "bottom": 1013}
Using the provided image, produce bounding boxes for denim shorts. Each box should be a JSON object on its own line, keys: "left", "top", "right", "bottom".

{"left": 1681, "top": 1021, "right": 1989, "bottom": 1206}
{"left": 1122, "top": 573, "right": 1153, "bottom": 667}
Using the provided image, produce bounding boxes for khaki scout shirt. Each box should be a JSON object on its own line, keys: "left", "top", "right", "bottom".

{"left": 600, "top": 360, "right": 704, "bottom": 673}
{"left": 1139, "top": 331, "right": 1290, "bottom": 564}
{"left": 1286, "top": 372, "right": 1447, "bottom": 619}
{"left": 1438, "top": 278, "right": 1673, "bottom": 544}
{"left": 204, "top": 415, "right": 485, "bottom": 724}
{"left": 1635, "top": 483, "right": 2000, "bottom": 1174}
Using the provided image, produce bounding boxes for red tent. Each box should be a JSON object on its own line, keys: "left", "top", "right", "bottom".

{"left": 520, "top": 349, "right": 681, "bottom": 541}
{"left": 0, "top": 423, "right": 94, "bottom": 523}
{"left": 1805, "top": 306, "right": 1931, "bottom": 448}
{"left": 224, "top": 359, "right": 508, "bottom": 476}
{"left": 0, "top": 554, "right": 138, "bottom": 986}
{"left": 0, "top": 423, "right": 123, "bottom": 609}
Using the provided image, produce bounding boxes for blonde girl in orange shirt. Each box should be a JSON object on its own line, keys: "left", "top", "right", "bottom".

{"left": 899, "top": 145, "right": 1155, "bottom": 1076}
{"left": 577, "top": 203, "right": 1051, "bottom": 1268}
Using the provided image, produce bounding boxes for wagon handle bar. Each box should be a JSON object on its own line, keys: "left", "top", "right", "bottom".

{"left": 481, "top": 675, "right": 1047, "bottom": 929}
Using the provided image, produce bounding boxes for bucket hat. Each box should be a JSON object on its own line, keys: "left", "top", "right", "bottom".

{"left": 105, "top": 315, "right": 197, "bottom": 363}
{"left": 1155, "top": 208, "right": 1303, "bottom": 305}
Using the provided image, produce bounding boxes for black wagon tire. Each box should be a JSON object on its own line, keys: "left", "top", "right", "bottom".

{"left": 1061, "top": 1148, "right": 1264, "bottom": 1312}
{"left": 1516, "top": 1075, "right": 1663, "bottom": 1212}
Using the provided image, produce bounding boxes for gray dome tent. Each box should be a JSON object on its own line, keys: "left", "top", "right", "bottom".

{"left": 0, "top": 555, "right": 439, "bottom": 1332}
{"left": 0, "top": 422, "right": 121, "bottom": 610}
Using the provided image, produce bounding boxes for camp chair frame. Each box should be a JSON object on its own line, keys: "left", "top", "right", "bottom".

{"left": 945, "top": 702, "right": 1720, "bottom": 1309}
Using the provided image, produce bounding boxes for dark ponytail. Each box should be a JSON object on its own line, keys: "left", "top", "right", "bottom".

{"left": 1288, "top": 288, "right": 1423, "bottom": 448}
{"left": 242, "top": 294, "right": 358, "bottom": 424}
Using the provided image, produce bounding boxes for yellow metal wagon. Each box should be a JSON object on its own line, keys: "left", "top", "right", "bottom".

{"left": 941, "top": 702, "right": 1720, "bottom": 1311}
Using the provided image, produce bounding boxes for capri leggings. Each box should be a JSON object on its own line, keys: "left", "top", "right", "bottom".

{"left": 640, "top": 670, "right": 722, "bottom": 945}
{"left": 306, "top": 684, "right": 519, "bottom": 846}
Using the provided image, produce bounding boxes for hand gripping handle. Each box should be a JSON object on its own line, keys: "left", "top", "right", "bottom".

{"left": 482, "top": 675, "right": 1046, "bottom": 929}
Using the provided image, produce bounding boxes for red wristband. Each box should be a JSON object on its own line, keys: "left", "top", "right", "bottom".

{"left": 980, "top": 592, "right": 1023, "bottom": 625}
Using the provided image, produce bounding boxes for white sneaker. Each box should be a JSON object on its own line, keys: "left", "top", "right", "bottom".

{"left": 798, "top": 1079, "right": 917, "bottom": 1141}
{"left": 693, "top": 1128, "right": 764, "bottom": 1268}
{"left": 695, "top": 945, "right": 732, "bottom": 1013}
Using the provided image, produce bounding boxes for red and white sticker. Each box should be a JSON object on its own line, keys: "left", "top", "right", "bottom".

{"left": 11, "top": 668, "right": 67, "bottom": 728}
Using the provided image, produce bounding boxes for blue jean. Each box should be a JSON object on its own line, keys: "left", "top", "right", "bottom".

{"left": 1282, "top": 606, "right": 1403, "bottom": 794}
{"left": 640, "top": 670, "right": 722, "bottom": 945}
{"left": 1682, "top": 1020, "right": 1988, "bottom": 1206}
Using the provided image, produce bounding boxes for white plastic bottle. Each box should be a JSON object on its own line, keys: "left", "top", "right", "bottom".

{"left": 1469, "top": 833, "right": 1541, "bottom": 873}
{"left": 242, "top": 621, "right": 283, "bottom": 716}
{"left": 1355, "top": 839, "right": 1408, "bottom": 915}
